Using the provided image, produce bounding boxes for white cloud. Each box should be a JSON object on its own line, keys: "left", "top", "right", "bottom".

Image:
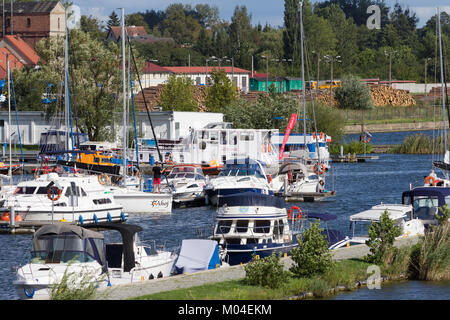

{"left": 410, "top": 6, "right": 450, "bottom": 26}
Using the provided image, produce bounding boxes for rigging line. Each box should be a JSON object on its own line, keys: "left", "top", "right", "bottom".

{"left": 9, "top": 71, "right": 24, "bottom": 168}
{"left": 126, "top": 36, "right": 163, "bottom": 164}
{"left": 67, "top": 29, "right": 81, "bottom": 148}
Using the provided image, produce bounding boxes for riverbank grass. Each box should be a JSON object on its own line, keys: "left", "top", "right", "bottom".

{"left": 133, "top": 259, "right": 372, "bottom": 300}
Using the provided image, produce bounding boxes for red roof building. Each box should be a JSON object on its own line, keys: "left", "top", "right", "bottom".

{"left": 0, "top": 35, "right": 40, "bottom": 78}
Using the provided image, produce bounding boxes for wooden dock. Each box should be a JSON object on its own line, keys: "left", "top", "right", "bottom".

{"left": 331, "top": 154, "right": 379, "bottom": 163}
{"left": 276, "top": 191, "right": 336, "bottom": 202}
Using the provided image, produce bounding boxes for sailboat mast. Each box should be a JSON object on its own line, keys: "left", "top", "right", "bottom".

{"left": 121, "top": 8, "right": 127, "bottom": 182}
{"left": 438, "top": 9, "right": 448, "bottom": 168}
{"left": 299, "top": 3, "right": 307, "bottom": 150}
{"left": 7, "top": 58, "right": 11, "bottom": 185}
{"left": 64, "top": 7, "right": 70, "bottom": 151}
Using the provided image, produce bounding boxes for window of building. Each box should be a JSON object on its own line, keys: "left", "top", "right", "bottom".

{"left": 6, "top": 19, "right": 10, "bottom": 28}
{"left": 27, "top": 18, "right": 31, "bottom": 28}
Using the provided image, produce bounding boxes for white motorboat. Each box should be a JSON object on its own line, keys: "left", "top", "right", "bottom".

{"left": 272, "top": 162, "right": 321, "bottom": 194}
{"left": 161, "top": 164, "right": 206, "bottom": 207}
{"left": 108, "top": 185, "right": 173, "bottom": 214}
{"left": 204, "top": 158, "right": 275, "bottom": 206}
{"left": 0, "top": 173, "right": 126, "bottom": 224}
{"left": 331, "top": 204, "right": 425, "bottom": 250}
{"left": 14, "top": 223, "right": 177, "bottom": 300}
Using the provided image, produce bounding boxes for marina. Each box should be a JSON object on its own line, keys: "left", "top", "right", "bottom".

{"left": 0, "top": 0, "right": 449, "bottom": 304}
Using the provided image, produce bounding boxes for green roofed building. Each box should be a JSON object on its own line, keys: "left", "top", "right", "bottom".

{"left": 250, "top": 77, "right": 303, "bottom": 93}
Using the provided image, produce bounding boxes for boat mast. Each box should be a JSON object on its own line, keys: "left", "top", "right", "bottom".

{"left": 438, "top": 8, "right": 448, "bottom": 179}
{"left": 299, "top": 3, "right": 307, "bottom": 144}
{"left": 121, "top": 8, "right": 127, "bottom": 182}
{"left": 64, "top": 7, "right": 70, "bottom": 151}
{"left": 7, "top": 57, "right": 11, "bottom": 186}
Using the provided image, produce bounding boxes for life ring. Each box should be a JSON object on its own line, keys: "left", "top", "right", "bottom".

{"left": 1, "top": 212, "right": 10, "bottom": 221}
{"left": 319, "top": 132, "right": 324, "bottom": 139}
{"left": 425, "top": 176, "right": 436, "bottom": 186}
{"left": 47, "top": 187, "right": 62, "bottom": 201}
{"left": 98, "top": 173, "right": 109, "bottom": 185}
{"left": 288, "top": 206, "right": 303, "bottom": 220}
{"left": 360, "top": 135, "right": 370, "bottom": 143}
{"left": 313, "top": 132, "right": 317, "bottom": 139}
{"left": 313, "top": 163, "right": 325, "bottom": 175}
{"left": 267, "top": 174, "right": 272, "bottom": 183}
{"left": 209, "top": 159, "right": 218, "bottom": 167}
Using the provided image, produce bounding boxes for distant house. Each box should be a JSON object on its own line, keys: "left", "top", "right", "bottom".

{"left": 0, "top": 1, "right": 65, "bottom": 48}
{"left": 250, "top": 77, "right": 303, "bottom": 93}
{"left": 107, "top": 26, "right": 174, "bottom": 44}
{"left": 140, "top": 63, "right": 251, "bottom": 93}
{"left": 0, "top": 35, "right": 40, "bottom": 78}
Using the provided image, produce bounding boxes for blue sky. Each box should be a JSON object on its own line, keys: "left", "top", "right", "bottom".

{"left": 73, "top": 0, "right": 450, "bottom": 28}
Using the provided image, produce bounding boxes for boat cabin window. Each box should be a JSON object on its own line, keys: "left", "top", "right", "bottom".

{"left": 217, "top": 220, "right": 232, "bottom": 234}
{"left": 31, "top": 234, "right": 102, "bottom": 264}
{"left": 240, "top": 133, "right": 254, "bottom": 141}
{"left": 229, "top": 133, "right": 238, "bottom": 145}
{"left": 93, "top": 198, "right": 112, "bottom": 205}
{"left": 36, "top": 187, "right": 51, "bottom": 195}
{"left": 254, "top": 220, "right": 271, "bottom": 234}
{"left": 246, "top": 238, "right": 258, "bottom": 244}
{"left": 225, "top": 238, "right": 241, "bottom": 245}
{"left": 200, "top": 131, "right": 209, "bottom": 140}
{"left": 413, "top": 197, "right": 439, "bottom": 220}
{"left": 273, "top": 219, "right": 284, "bottom": 236}
{"left": 221, "top": 132, "right": 227, "bottom": 145}
{"left": 14, "top": 186, "right": 37, "bottom": 195}
{"left": 236, "top": 220, "right": 249, "bottom": 233}
{"left": 65, "top": 186, "right": 81, "bottom": 197}
{"left": 187, "top": 184, "right": 198, "bottom": 188}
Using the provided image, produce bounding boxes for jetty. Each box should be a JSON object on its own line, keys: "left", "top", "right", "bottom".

{"left": 330, "top": 154, "right": 379, "bottom": 163}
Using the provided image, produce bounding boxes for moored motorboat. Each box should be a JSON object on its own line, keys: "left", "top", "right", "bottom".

{"left": 210, "top": 192, "right": 301, "bottom": 265}
{"left": 14, "top": 222, "right": 177, "bottom": 300}
{"left": 0, "top": 173, "right": 126, "bottom": 224}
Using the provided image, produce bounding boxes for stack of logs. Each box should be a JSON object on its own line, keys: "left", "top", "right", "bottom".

{"left": 370, "top": 85, "right": 416, "bottom": 106}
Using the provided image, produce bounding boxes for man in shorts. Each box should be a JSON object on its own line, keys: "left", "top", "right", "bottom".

{"left": 152, "top": 161, "right": 162, "bottom": 193}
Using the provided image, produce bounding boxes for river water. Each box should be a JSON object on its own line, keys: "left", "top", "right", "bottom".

{"left": 1, "top": 130, "right": 449, "bottom": 300}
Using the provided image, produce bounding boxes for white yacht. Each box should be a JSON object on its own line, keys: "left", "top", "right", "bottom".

{"left": 204, "top": 158, "right": 274, "bottom": 206}
{"left": 161, "top": 164, "right": 206, "bottom": 207}
{"left": 0, "top": 173, "right": 125, "bottom": 224}
{"left": 331, "top": 204, "right": 425, "bottom": 250}
{"left": 272, "top": 162, "right": 321, "bottom": 194}
{"left": 14, "top": 223, "right": 177, "bottom": 300}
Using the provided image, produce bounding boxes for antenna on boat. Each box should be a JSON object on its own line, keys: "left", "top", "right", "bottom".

{"left": 121, "top": 8, "right": 127, "bottom": 183}
{"left": 299, "top": 3, "right": 307, "bottom": 142}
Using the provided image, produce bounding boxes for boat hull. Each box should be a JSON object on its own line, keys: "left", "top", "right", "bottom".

{"left": 224, "top": 242, "right": 298, "bottom": 266}
{"left": 113, "top": 193, "right": 173, "bottom": 214}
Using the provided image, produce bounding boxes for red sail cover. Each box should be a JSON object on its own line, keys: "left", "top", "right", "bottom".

{"left": 279, "top": 114, "right": 297, "bottom": 160}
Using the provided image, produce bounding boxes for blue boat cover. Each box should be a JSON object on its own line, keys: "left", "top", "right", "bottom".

{"left": 402, "top": 187, "right": 450, "bottom": 207}
{"left": 218, "top": 192, "right": 286, "bottom": 209}
{"left": 174, "top": 239, "right": 221, "bottom": 274}
{"left": 306, "top": 212, "right": 338, "bottom": 222}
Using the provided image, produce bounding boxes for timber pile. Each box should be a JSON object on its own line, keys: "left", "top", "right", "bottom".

{"left": 370, "top": 85, "right": 416, "bottom": 106}
{"left": 134, "top": 85, "right": 208, "bottom": 112}
{"left": 313, "top": 91, "right": 337, "bottom": 107}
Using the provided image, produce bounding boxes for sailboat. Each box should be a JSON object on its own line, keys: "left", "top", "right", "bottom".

{"left": 107, "top": 9, "right": 172, "bottom": 214}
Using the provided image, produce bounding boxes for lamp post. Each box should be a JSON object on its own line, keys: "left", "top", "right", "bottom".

{"left": 384, "top": 49, "right": 397, "bottom": 87}
{"left": 312, "top": 51, "right": 320, "bottom": 93}
{"left": 261, "top": 55, "right": 269, "bottom": 92}
{"left": 424, "top": 57, "right": 432, "bottom": 97}
{"left": 323, "top": 54, "right": 341, "bottom": 108}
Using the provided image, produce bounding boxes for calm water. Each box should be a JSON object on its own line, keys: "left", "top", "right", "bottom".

{"left": 345, "top": 130, "right": 435, "bottom": 145}
{"left": 1, "top": 131, "right": 449, "bottom": 300}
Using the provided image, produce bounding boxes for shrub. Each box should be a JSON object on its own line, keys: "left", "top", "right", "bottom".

{"left": 334, "top": 74, "right": 374, "bottom": 110}
{"left": 50, "top": 266, "right": 103, "bottom": 300}
{"left": 437, "top": 204, "right": 450, "bottom": 225}
{"left": 290, "top": 221, "right": 335, "bottom": 278}
{"left": 365, "top": 209, "right": 402, "bottom": 265}
{"left": 244, "top": 252, "right": 289, "bottom": 289}
{"left": 409, "top": 223, "right": 450, "bottom": 281}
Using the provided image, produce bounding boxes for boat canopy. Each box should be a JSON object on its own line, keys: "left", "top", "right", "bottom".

{"left": 32, "top": 223, "right": 105, "bottom": 266}
{"left": 174, "top": 239, "right": 221, "bottom": 274}
{"left": 402, "top": 187, "right": 450, "bottom": 208}
{"left": 350, "top": 204, "right": 412, "bottom": 222}
{"left": 218, "top": 192, "right": 286, "bottom": 209}
{"left": 306, "top": 212, "right": 337, "bottom": 222}
{"left": 84, "top": 223, "right": 143, "bottom": 273}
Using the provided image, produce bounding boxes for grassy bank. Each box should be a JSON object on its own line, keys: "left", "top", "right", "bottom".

{"left": 391, "top": 133, "right": 446, "bottom": 154}
{"left": 133, "top": 259, "right": 373, "bottom": 300}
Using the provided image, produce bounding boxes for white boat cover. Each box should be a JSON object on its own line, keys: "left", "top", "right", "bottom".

{"left": 175, "top": 239, "right": 221, "bottom": 274}
{"left": 350, "top": 204, "right": 412, "bottom": 222}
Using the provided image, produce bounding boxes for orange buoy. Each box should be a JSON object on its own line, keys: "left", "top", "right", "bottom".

{"left": 15, "top": 215, "right": 23, "bottom": 222}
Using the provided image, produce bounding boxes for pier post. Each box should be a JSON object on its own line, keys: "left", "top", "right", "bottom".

{"left": 10, "top": 207, "right": 15, "bottom": 227}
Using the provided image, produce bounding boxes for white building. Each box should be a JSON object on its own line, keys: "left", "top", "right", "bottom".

{"left": 0, "top": 111, "right": 224, "bottom": 146}
{"left": 140, "top": 62, "right": 251, "bottom": 93}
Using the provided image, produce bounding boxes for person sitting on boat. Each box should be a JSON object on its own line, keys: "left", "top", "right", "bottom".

{"left": 152, "top": 162, "right": 162, "bottom": 193}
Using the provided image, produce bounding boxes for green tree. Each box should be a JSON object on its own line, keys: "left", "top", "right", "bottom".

{"left": 282, "top": 0, "right": 300, "bottom": 62}
{"left": 228, "top": 5, "right": 253, "bottom": 69}
{"left": 157, "top": 74, "right": 197, "bottom": 111}
{"left": 107, "top": 11, "right": 120, "bottom": 29}
{"left": 365, "top": 209, "right": 402, "bottom": 265}
{"left": 290, "top": 220, "right": 335, "bottom": 278}
{"left": 205, "top": 69, "right": 237, "bottom": 112}
{"left": 334, "top": 74, "right": 373, "bottom": 110}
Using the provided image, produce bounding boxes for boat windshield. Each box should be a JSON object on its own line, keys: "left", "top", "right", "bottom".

{"left": 219, "top": 168, "right": 264, "bottom": 178}
{"left": 412, "top": 196, "right": 439, "bottom": 220}
{"left": 31, "top": 234, "right": 105, "bottom": 265}
{"left": 14, "top": 186, "right": 37, "bottom": 195}
{"left": 172, "top": 167, "right": 195, "bottom": 174}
